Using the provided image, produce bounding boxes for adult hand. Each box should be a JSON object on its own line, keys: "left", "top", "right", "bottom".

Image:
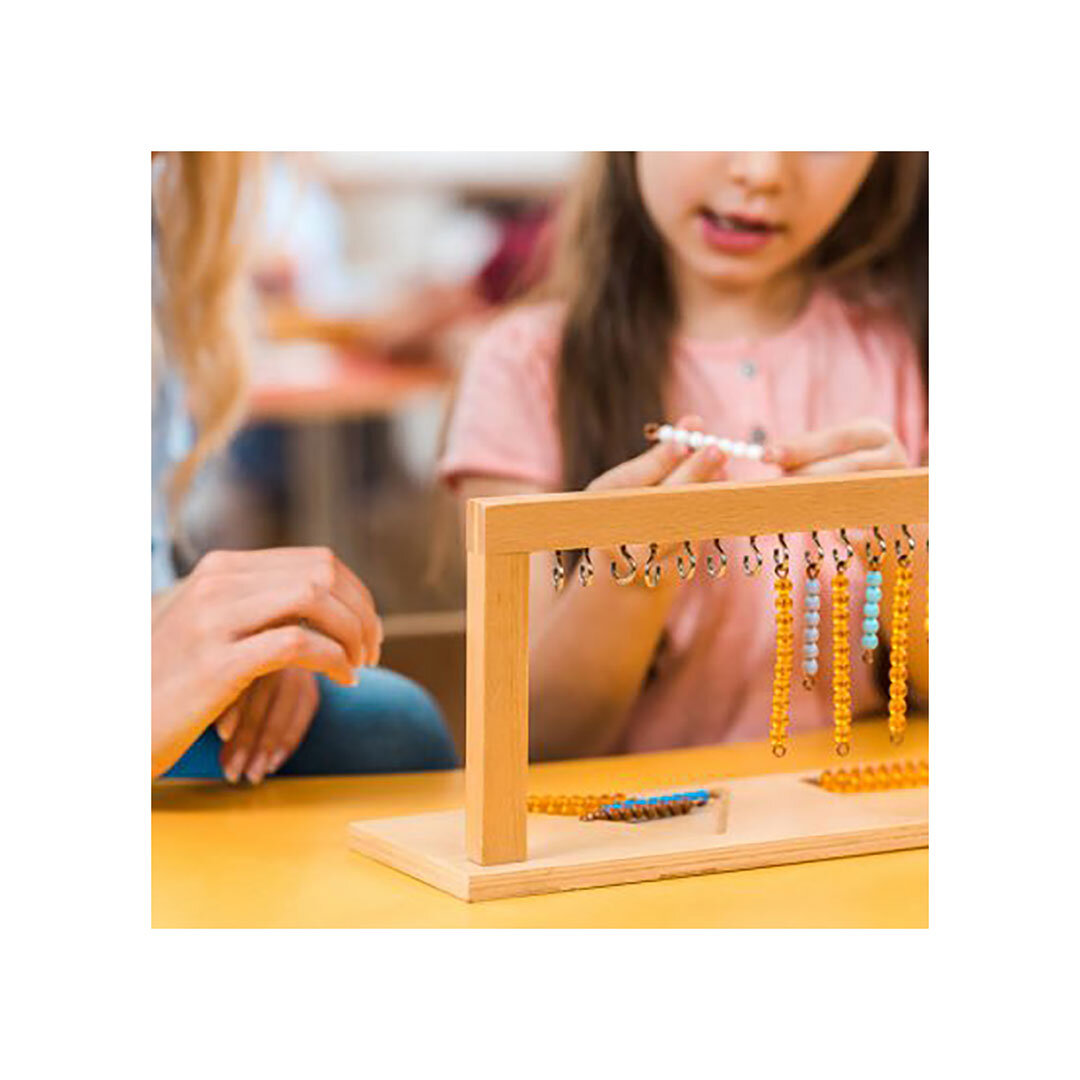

{"left": 151, "top": 547, "right": 381, "bottom": 778}
{"left": 215, "top": 667, "right": 319, "bottom": 784}
{"left": 767, "top": 418, "right": 909, "bottom": 476}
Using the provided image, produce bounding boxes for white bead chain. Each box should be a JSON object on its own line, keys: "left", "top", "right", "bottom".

{"left": 650, "top": 422, "right": 765, "bottom": 462}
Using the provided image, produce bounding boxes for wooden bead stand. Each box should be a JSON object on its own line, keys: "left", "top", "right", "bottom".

{"left": 348, "top": 468, "right": 929, "bottom": 901}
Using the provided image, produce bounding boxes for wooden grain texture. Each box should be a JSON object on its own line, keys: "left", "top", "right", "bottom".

{"left": 465, "top": 551, "right": 529, "bottom": 865}
{"left": 715, "top": 789, "right": 731, "bottom": 835}
{"left": 467, "top": 468, "right": 928, "bottom": 556}
{"left": 349, "top": 769, "right": 928, "bottom": 902}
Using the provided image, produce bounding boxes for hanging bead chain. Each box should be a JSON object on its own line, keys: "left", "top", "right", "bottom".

{"left": 888, "top": 526, "right": 916, "bottom": 745}
{"left": 861, "top": 527, "right": 886, "bottom": 664}
{"left": 802, "top": 532, "right": 824, "bottom": 690}
{"left": 818, "top": 758, "right": 928, "bottom": 794}
{"left": 527, "top": 792, "right": 627, "bottom": 816}
{"left": 581, "top": 790, "right": 716, "bottom": 822}
{"left": 769, "top": 537, "right": 794, "bottom": 757}
{"left": 831, "top": 532, "right": 853, "bottom": 756}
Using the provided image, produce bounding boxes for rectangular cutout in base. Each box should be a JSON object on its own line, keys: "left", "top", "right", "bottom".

{"left": 348, "top": 770, "right": 928, "bottom": 902}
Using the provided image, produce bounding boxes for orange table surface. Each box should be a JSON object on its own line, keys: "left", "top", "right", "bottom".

{"left": 152, "top": 718, "right": 928, "bottom": 928}
{"left": 246, "top": 343, "right": 450, "bottom": 423}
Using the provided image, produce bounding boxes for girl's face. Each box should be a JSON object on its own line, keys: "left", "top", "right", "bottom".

{"left": 636, "top": 152, "right": 877, "bottom": 291}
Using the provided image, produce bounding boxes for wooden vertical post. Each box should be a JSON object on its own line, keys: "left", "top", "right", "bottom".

{"left": 465, "top": 549, "right": 529, "bottom": 865}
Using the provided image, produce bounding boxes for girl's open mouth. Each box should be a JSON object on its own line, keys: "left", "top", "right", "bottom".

{"left": 698, "top": 208, "right": 782, "bottom": 254}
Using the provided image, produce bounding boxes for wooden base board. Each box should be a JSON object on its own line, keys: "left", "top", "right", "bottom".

{"left": 348, "top": 771, "right": 928, "bottom": 902}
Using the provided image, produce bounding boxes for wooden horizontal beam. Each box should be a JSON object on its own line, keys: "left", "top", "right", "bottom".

{"left": 467, "top": 468, "right": 928, "bottom": 556}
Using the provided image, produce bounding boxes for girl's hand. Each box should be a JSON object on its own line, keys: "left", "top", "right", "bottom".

{"left": 586, "top": 414, "right": 727, "bottom": 564}
{"left": 587, "top": 414, "right": 726, "bottom": 492}
{"left": 767, "top": 418, "right": 909, "bottom": 476}
{"left": 215, "top": 667, "right": 320, "bottom": 784}
{"left": 151, "top": 547, "right": 382, "bottom": 778}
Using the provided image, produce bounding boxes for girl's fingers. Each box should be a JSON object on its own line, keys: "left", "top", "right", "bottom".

{"left": 589, "top": 439, "right": 686, "bottom": 491}
{"left": 227, "top": 624, "right": 355, "bottom": 693}
{"left": 768, "top": 418, "right": 894, "bottom": 470}
{"left": 663, "top": 443, "right": 727, "bottom": 486}
{"left": 588, "top": 415, "right": 706, "bottom": 491}
{"left": 785, "top": 445, "right": 901, "bottom": 477}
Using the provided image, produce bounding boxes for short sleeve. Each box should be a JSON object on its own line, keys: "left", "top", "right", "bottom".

{"left": 438, "top": 304, "right": 564, "bottom": 490}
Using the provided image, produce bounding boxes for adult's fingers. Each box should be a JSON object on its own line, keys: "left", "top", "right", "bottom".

{"left": 268, "top": 675, "right": 320, "bottom": 777}
{"left": 196, "top": 547, "right": 382, "bottom": 667}
{"left": 227, "top": 624, "right": 354, "bottom": 695}
{"left": 215, "top": 701, "right": 241, "bottom": 742}
{"left": 226, "top": 573, "right": 371, "bottom": 668}
{"left": 768, "top": 418, "right": 894, "bottom": 471}
{"left": 221, "top": 675, "right": 278, "bottom": 784}
{"left": 244, "top": 671, "right": 307, "bottom": 784}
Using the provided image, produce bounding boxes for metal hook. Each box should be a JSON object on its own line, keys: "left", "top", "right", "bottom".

{"left": 773, "top": 533, "right": 790, "bottom": 577}
{"left": 643, "top": 543, "right": 662, "bottom": 588}
{"left": 706, "top": 539, "right": 728, "bottom": 579}
{"left": 804, "top": 530, "right": 824, "bottom": 578}
{"left": 610, "top": 544, "right": 638, "bottom": 586}
{"left": 832, "top": 528, "right": 854, "bottom": 572}
{"left": 866, "top": 525, "right": 887, "bottom": 568}
{"left": 553, "top": 550, "right": 567, "bottom": 593}
{"left": 743, "top": 535, "right": 763, "bottom": 576}
{"left": 676, "top": 540, "right": 697, "bottom": 582}
{"left": 895, "top": 524, "right": 916, "bottom": 565}
{"left": 578, "top": 548, "right": 595, "bottom": 588}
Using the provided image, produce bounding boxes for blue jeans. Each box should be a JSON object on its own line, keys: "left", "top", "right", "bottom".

{"left": 165, "top": 668, "right": 458, "bottom": 779}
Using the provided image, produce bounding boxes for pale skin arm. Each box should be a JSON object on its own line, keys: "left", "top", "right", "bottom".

{"left": 457, "top": 416, "right": 726, "bottom": 760}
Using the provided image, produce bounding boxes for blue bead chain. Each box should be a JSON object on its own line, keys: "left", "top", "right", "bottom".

{"left": 861, "top": 568, "right": 883, "bottom": 661}
{"left": 802, "top": 574, "right": 821, "bottom": 688}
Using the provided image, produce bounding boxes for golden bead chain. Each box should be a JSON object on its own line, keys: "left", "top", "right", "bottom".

{"left": 818, "top": 758, "right": 928, "bottom": 793}
{"left": 526, "top": 793, "right": 627, "bottom": 816}
{"left": 770, "top": 550, "right": 795, "bottom": 757}
{"left": 888, "top": 528, "right": 916, "bottom": 745}
{"left": 831, "top": 558, "right": 853, "bottom": 757}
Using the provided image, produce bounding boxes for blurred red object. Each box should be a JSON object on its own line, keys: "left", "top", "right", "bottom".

{"left": 476, "top": 205, "right": 554, "bottom": 304}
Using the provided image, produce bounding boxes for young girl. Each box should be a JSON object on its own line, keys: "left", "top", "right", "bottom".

{"left": 440, "top": 152, "right": 929, "bottom": 760}
{"left": 152, "top": 152, "right": 456, "bottom": 781}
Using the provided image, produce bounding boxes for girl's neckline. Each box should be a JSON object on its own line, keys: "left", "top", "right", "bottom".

{"left": 677, "top": 286, "right": 829, "bottom": 354}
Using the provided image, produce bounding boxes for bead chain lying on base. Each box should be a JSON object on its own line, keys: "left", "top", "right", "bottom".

{"left": 818, "top": 759, "right": 928, "bottom": 793}
{"left": 527, "top": 789, "right": 719, "bottom": 822}
{"left": 581, "top": 790, "right": 717, "bottom": 823}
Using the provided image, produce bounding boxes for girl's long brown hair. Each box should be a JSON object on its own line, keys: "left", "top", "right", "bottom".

{"left": 152, "top": 151, "right": 261, "bottom": 517}
{"left": 546, "top": 152, "right": 928, "bottom": 491}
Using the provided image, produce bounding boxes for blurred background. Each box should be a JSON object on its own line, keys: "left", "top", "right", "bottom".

{"left": 179, "top": 152, "right": 582, "bottom": 753}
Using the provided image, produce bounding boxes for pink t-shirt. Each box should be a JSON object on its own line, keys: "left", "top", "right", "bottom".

{"left": 439, "top": 290, "right": 927, "bottom": 752}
